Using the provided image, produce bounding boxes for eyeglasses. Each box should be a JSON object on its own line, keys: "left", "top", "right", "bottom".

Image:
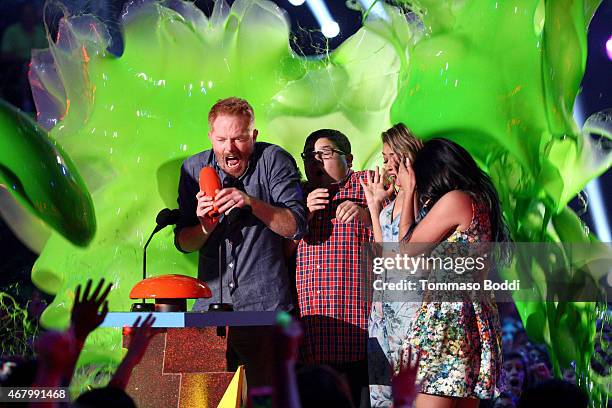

{"left": 301, "top": 148, "right": 346, "bottom": 162}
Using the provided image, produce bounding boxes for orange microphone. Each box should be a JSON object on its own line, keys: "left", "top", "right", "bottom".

{"left": 199, "top": 166, "right": 222, "bottom": 218}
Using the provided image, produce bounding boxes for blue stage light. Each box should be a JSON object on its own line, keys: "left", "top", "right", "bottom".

{"left": 573, "top": 100, "right": 611, "bottom": 242}
{"left": 305, "top": 0, "right": 340, "bottom": 38}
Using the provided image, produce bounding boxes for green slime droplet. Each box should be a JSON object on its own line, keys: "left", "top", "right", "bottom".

{"left": 0, "top": 100, "right": 95, "bottom": 248}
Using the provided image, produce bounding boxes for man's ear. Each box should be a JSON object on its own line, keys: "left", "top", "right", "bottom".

{"left": 346, "top": 153, "right": 354, "bottom": 168}
{"left": 252, "top": 129, "right": 258, "bottom": 141}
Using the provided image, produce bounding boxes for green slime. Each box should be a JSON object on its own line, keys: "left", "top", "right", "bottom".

{"left": 25, "top": 0, "right": 402, "bottom": 366}
{"left": 390, "top": 0, "right": 611, "bottom": 401}
{"left": 0, "top": 99, "right": 95, "bottom": 248}
{"left": 0, "top": 0, "right": 609, "bottom": 401}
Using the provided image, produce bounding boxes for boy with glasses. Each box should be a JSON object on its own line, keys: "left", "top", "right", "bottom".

{"left": 295, "top": 129, "right": 373, "bottom": 407}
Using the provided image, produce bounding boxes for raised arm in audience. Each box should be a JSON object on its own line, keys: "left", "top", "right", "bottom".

{"left": 109, "top": 313, "right": 160, "bottom": 390}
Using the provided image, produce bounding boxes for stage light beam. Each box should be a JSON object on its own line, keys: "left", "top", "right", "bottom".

{"left": 305, "top": 0, "right": 340, "bottom": 38}
{"left": 357, "top": 0, "right": 389, "bottom": 20}
{"left": 573, "top": 100, "right": 611, "bottom": 243}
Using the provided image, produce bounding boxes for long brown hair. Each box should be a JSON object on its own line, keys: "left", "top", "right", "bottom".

{"left": 381, "top": 123, "right": 423, "bottom": 161}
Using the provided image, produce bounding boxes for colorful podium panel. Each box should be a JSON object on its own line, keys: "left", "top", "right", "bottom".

{"left": 105, "top": 312, "right": 277, "bottom": 407}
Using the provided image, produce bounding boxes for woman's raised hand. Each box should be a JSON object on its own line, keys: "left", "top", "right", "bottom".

{"left": 397, "top": 157, "right": 416, "bottom": 195}
{"left": 360, "top": 166, "right": 394, "bottom": 208}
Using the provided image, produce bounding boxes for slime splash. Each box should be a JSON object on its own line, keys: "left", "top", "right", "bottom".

{"left": 0, "top": 99, "right": 95, "bottom": 249}
{"left": 24, "top": 0, "right": 402, "bottom": 363}
{"left": 0, "top": 0, "right": 608, "bottom": 401}
{"left": 389, "top": 0, "right": 611, "bottom": 400}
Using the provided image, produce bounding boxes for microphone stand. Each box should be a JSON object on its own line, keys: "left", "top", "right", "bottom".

{"left": 206, "top": 178, "right": 253, "bottom": 336}
{"left": 143, "top": 226, "right": 161, "bottom": 281}
{"left": 131, "top": 225, "right": 161, "bottom": 312}
{"left": 208, "top": 214, "right": 234, "bottom": 337}
{"left": 131, "top": 208, "right": 180, "bottom": 311}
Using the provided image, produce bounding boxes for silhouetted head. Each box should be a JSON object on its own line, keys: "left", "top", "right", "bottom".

{"left": 74, "top": 386, "right": 136, "bottom": 408}
{"left": 518, "top": 379, "right": 588, "bottom": 408}
{"left": 297, "top": 365, "right": 354, "bottom": 408}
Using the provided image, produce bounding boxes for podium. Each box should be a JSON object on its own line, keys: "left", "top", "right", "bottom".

{"left": 102, "top": 312, "right": 277, "bottom": 408}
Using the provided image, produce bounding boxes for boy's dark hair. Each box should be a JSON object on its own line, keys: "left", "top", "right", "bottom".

{"left": 518, "top": 379, "right": 588, "bottom": 408}
{"left": 303, "top": 129, "right": 351, "bottom": 154}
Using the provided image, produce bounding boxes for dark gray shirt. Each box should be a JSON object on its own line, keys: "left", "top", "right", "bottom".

{"left": 174, "top": 142, "right": 307, "bottom": 311}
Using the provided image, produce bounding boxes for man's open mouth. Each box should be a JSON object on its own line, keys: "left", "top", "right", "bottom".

{"left": 225, "top": 155, "right": 240, "bottom": 168}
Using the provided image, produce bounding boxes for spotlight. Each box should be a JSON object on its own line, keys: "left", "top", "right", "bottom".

{"left": 606, "top": 36, "right": 612, "bottom": 61}
{"left": 288, "top": 0, "right": 305, "bottom": 6}
{"left": 305, "top": 0, "right": 340, "bottom": 38}
{"left": 321, "top": 21, "right": 340, "bottom": 38}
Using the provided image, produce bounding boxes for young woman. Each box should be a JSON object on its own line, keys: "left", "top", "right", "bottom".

{"left": 396, "top": 138, "right": 509, "bottom": 408}
{"left": 360, "top": 123, "right": 423, "bottom": 407}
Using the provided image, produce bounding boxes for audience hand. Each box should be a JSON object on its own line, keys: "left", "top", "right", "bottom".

{"left": 70, "top": 279, "right": 112, "bottom": 343}
{"left": 272, "top": 312, "right": 302, "bottom": 408}
{"left": 124, "top": 314, "right": 161, "bottom": 365}
{"left": 275, "top": 312, "right": 303, "bottom": 364}
{"left": 392, "top": 346, "right": 420, "bottom": 408}
{"left": 110, "top": 313, "right": 161, "bottom": 390}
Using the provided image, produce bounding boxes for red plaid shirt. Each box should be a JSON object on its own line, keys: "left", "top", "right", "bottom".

{"left": 296, "top": 170, "right": 373, "bottom": 364}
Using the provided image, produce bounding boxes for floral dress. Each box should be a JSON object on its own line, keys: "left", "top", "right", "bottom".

{"left": 407, "top": 199, "right": 502, "bottom": 399}
{"left": 368, "top": 199, "right": 421, "bottom": 407}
